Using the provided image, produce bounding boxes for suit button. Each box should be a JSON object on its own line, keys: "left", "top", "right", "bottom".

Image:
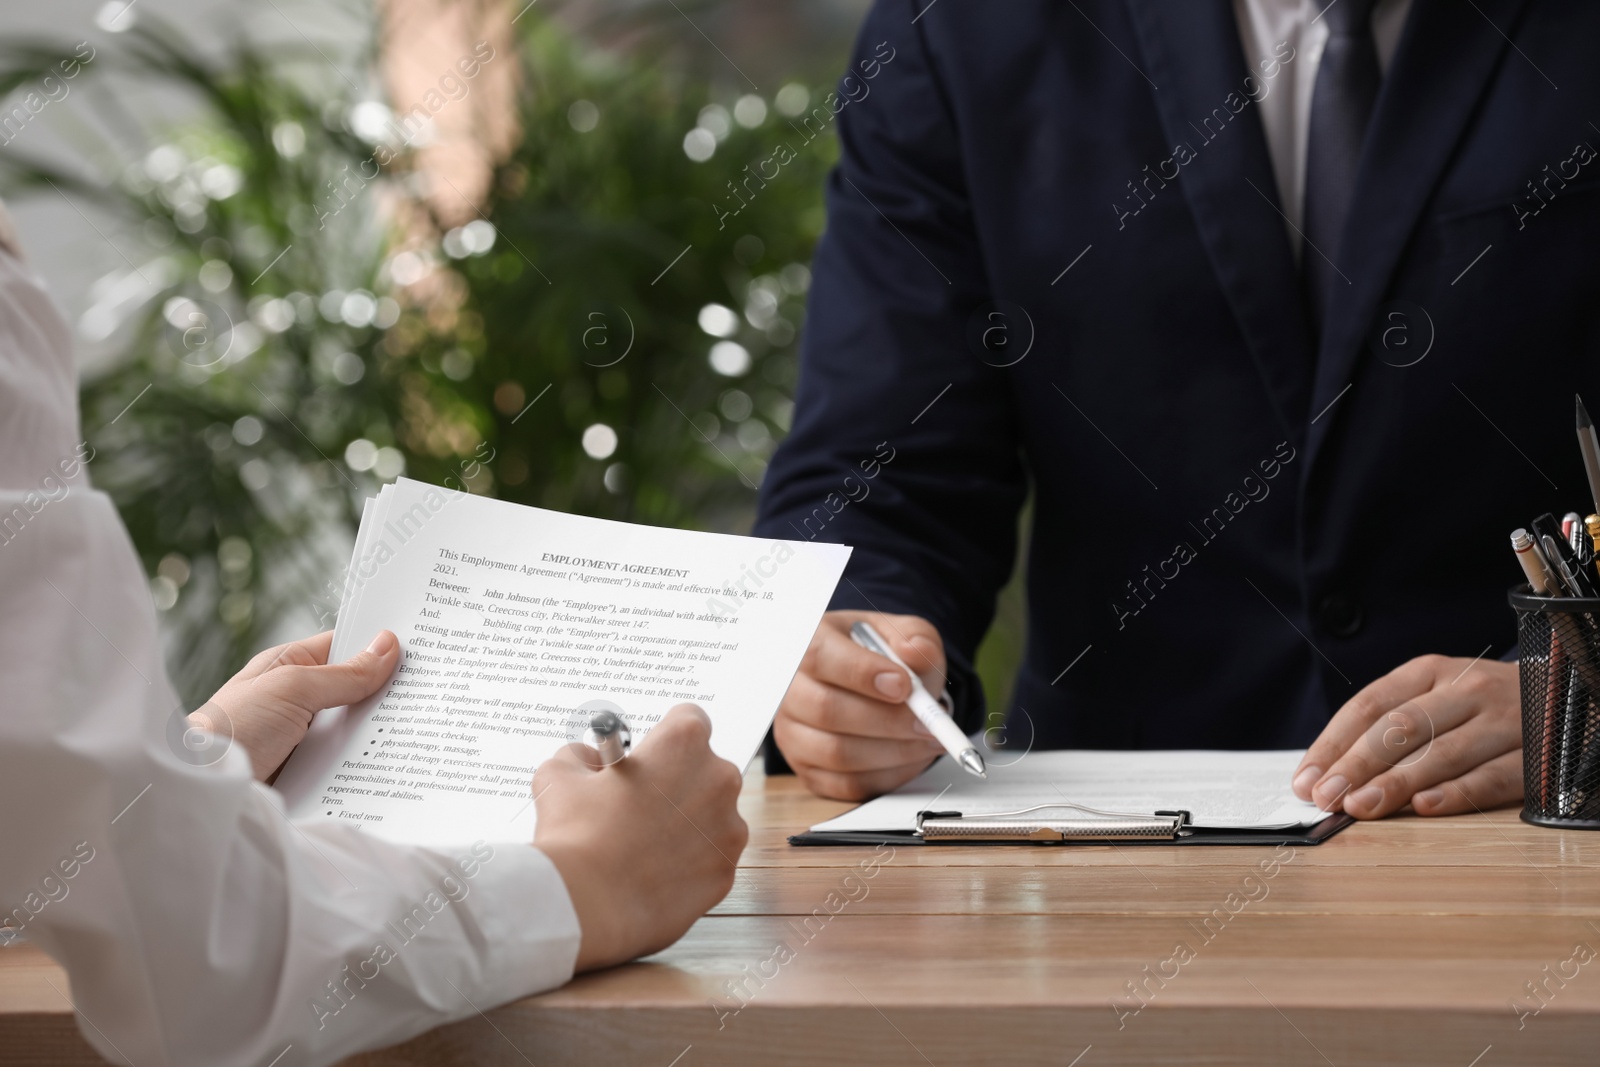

{"left": 1316, "top": 592, "right": 1364, "bottom": 637}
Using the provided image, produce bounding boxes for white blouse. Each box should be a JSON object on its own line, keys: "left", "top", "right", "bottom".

{"left": 0, "top": 219, "right": 581, "bottom": 1067}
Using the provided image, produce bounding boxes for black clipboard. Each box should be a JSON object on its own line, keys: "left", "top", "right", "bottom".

{"left": 789, "top": 805, "right": 1354, "bottom": 847}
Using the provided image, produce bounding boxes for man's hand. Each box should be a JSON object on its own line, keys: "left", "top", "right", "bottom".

{"left": 193, "top": 630, "right": 400, "bottom": 782}
{"left": 773, "top": 610, "right": 949, "bottom": 801}
{"left": 1292, "top": 654, "right": 1523, "bottom": 819}
{"left": 533, "top": 704, "right": 748, "bottom": 972}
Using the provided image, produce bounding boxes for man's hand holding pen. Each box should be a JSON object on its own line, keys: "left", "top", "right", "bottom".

{"left": 774, "top": 611, "right": 953, "bottom": 801}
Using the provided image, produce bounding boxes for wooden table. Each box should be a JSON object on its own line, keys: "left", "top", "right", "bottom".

{"left": 7, "top": 770, "right": 1600, "bottom": 1065}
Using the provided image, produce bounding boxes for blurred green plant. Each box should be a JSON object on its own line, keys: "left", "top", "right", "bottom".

{"left": 1, "top": 5, "right": 1026, "bottom": 719}
{"left": 1, "top": 20, "right": 405, "bottom": 704}
{"left": 0, "top": 11, "right": 840, "bottom": 705}
{"left": 396, "top": 20, "right": 834, "bottom": 530}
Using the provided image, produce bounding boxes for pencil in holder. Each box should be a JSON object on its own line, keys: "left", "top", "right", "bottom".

{"left": 1509, "top": 585, "right": 1600, "bottom": 828}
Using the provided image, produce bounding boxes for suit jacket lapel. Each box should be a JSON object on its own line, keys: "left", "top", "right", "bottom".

{"left": 1304, "top": 0, "right": 1530, "bottom": 461}
{"left": 1126, "top": 0, "right": 1315, "bottom": 446}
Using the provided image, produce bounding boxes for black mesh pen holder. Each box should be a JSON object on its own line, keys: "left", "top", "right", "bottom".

{"left": 1510, "top": 585, "right": 1600, "bottom": 828}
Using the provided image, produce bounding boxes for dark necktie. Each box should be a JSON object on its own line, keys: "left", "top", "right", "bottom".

{"left": 1302, "top": 0, "right": 1383, "bottom": 338}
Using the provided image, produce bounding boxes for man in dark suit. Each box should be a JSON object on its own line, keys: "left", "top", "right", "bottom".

{"left": 753, "top": 0, "right": 1600, "bottom": 815}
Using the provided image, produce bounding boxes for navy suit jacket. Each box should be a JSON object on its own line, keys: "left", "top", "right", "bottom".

{"left": 752, "top": 0, "right": 1600, "bottom": 755}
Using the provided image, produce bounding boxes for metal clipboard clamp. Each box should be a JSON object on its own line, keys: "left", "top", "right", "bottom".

{"left": 914, "top": 803, "right": 1193, "bottom": 842}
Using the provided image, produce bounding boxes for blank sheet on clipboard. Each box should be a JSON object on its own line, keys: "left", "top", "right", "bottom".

{"left": 809, "top": 749, "right": 1328, "bottom": 834}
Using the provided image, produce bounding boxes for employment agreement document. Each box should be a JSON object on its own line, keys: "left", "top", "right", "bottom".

{"left": 277, "top": 478, "right": 849, "bottom": 846}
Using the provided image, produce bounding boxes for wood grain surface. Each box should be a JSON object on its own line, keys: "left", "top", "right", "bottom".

{"left": 6, "top": 769, "right": 1600, "bottom": 1065}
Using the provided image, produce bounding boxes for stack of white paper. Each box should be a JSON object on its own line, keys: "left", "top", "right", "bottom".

{"left": 276, "top": 478, "right": 850, "bottom": 846}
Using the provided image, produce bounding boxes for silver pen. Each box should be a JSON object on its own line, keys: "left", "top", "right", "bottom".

{"left": 849, "top": 620, "right": 986, "bottom": 778}
{"left": 582, "top": 705, "right": 632, "bottom": 766}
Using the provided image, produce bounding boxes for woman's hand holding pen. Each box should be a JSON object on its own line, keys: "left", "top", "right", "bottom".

{"left": 1291, "top": 654, "right": 1523, "bottom": 819}
{"left": 773, "top": 610, "right": 950, "bottom": 801}
{"left": 535, "top": 704, "right": 748, "bottom": 973}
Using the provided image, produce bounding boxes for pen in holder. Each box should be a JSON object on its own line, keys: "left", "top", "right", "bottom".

{"left": 1509, "top": 584, "right": 1600, "bottom": 828}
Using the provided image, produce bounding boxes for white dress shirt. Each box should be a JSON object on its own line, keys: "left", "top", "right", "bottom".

{"left": 0, "top": 209, "right": 582, "bottom": 1067}
{"left": 1233, "top": 0, "right": 1413, "bottom": 254}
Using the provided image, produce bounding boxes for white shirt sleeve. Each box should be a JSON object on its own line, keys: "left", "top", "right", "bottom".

{"left": 0, "top": 227, "right": 582, "bottom": 1067}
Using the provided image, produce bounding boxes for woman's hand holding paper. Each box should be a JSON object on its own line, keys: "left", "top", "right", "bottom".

{"left": 190, "top": 629, "right": 400, "bottom": 782}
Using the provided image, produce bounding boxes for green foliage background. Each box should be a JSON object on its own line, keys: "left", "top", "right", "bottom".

{"left": 0, "top": 7, "right": 1025, "bottom": 718}
{"left": 413, "top": 26, "right": 828, "bottom": 530}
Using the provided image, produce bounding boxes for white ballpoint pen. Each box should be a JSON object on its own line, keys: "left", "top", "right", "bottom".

{"left": 850, "top": 620, "right": 986, "bottom": 778}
